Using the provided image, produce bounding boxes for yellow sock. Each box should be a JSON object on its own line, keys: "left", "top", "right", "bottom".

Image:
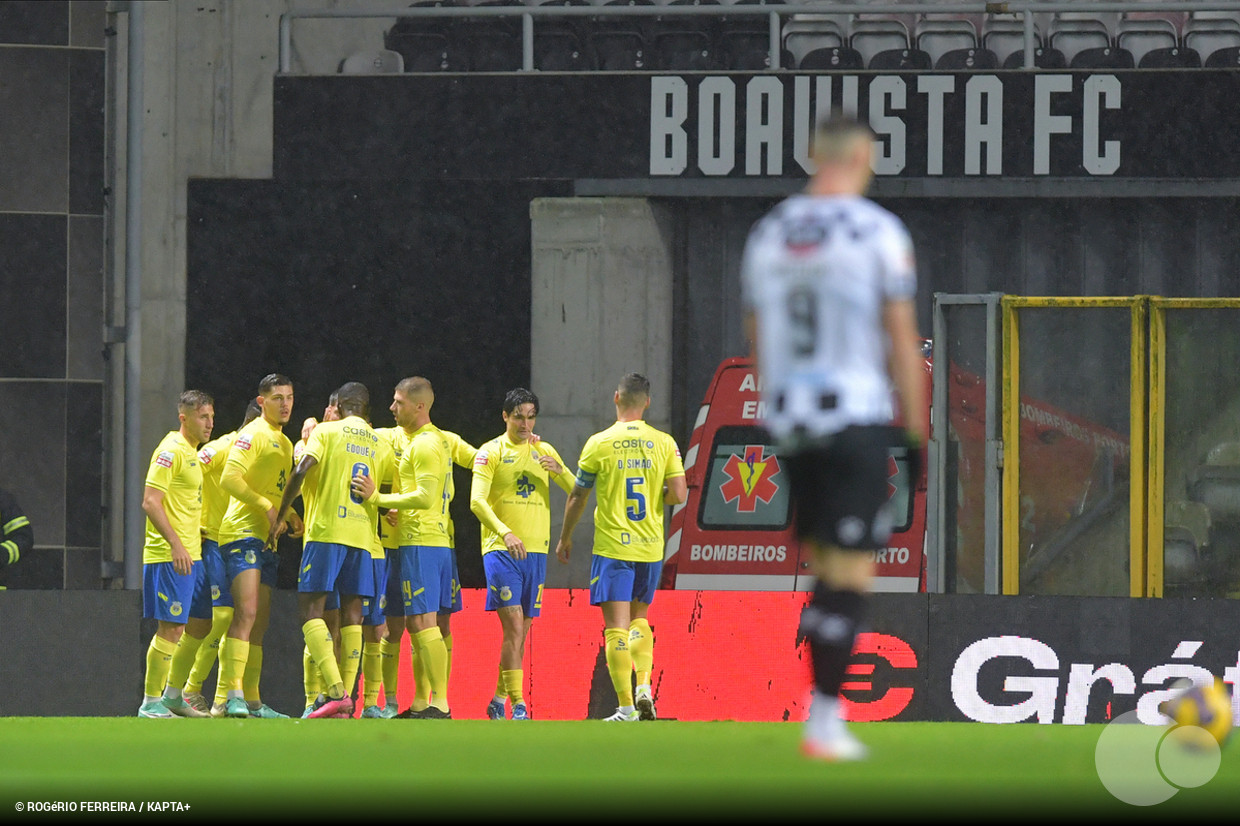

{"left": 502, "top": 669, "right": 524, "bottom": 705}
{"left": 414, "top": 626, "right": 449, "bottom": 712}
{"left": 495, "top": 666, "right": 507, "bottom": 702}
{"left": 143, "top": 634, "right": 179, "bottom": 698}
{"left": 339, "top": 625, "right": 363, "bottom": 699}
{"left": 303, "top": 645, "right": 321, "bottom": 707}
{"left": 411, "top": 638, "right": 431, "bottom": 711}
{"left": 362, "top": 641, "right": 383, "bottom": 708}
{"left": 218, "top": 636, "right": 250, "bottom": 699}
{"left": 242, "top": 644, "right": 263, "bottom": 705}
{"left": 185, "top": 606, "right": 231, "bottom": 694}
{"left": 629, "top": 618, "right": 653, "bottom": 688}
{"left": 380, "top": 637, "right": 400, "bottom": 708}
{"left": 164, "top": 632, "right": 206, "bottom": 698}
{"left": 604, "top": 627, "right": 634, "bottom": 708}
{"left": 303, "top": 618, "right": 345, "bottom": 698}
{"left": 440, "top": 632, "right": 453, "bottom": 705}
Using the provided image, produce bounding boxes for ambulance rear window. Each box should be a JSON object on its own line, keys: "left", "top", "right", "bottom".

{"left": 698, "top": 426, "right": 792, "bottom": 531}
{"left": 698, "top": 426, "right": 915, "bottom": 534}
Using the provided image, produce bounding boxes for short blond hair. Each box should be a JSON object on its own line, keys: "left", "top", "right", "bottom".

{"left": 811, "top": 114, "right": 875, "bottom": 165}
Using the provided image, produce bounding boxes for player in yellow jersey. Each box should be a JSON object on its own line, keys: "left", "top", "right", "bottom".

{"left": 555, "top": 373, "right": 687, "bottom": 722}
{"left": 269, "top": 382, "right": 393, "bottom": 719}
{"left": 471, "top": 388, "right": 573, "bottom": 721}
{"left": 372, "top": 420, "right": 412, "bottom": 718}
{"left": 293, "top": 393, "right": 345, "bottom": 717}
{"left": 170, "top": 400, "right": 261, "bottom": 715}
{"left": 214, "top": 374, "right": 300, "bottom": 718}
{"left": 138, "top": 390, "right": 214, "bottom": 718}
{"left": 352, "top": 376, "right": 456, "bottom": 719}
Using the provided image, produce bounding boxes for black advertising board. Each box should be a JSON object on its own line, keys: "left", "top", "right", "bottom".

{"left": 275, "top": 71, "right": 1240, "bottom": 182}
{"left": 852, "top": 594, "right": 1240, "bottom": 724}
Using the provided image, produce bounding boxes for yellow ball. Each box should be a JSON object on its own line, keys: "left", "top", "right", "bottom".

{"left": 1161, "top": 678, "right": 1234, "bottom": 750}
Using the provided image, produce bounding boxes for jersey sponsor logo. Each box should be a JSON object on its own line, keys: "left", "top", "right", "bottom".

{"left": 236, "top": 435, "right": 252, "bottom": 451}
{"left": 155, "top": 451, "right": 174, "bottom": 469}
{"left": 474, "top": 450, "right": 489, "bottom": 466}
{"left": 516, "top": 474, "right": 534, "bottom": 498}
{"left": 719, "top": 445, "right": 781, "bottom": 513}
{"left": 200, "top": 446, "right": 217, "bottom": 464}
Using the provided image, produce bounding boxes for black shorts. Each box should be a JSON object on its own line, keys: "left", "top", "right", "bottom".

{"left": 783, "top": 425, "right": 895, "bottom": 552}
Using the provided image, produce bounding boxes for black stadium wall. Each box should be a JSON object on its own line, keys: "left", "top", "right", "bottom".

{"left": 187, "top": 69, "right": 1240, "bottom": 594}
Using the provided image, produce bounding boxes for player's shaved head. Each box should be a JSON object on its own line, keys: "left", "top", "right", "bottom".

{"left": 335, "top": 381, "right": 369, "bottom": 419}
{"left": 616, "top": 373, "right": 651, "bottom": 410}
{"left": 396, "top": 376, "right": 433, "bottom": 405}
{"left": 811, "top": 114, "right": 874, "bottom": 165}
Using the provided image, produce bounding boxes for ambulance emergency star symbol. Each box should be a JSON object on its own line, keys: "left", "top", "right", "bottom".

{"left": 719, "top": 445, "right": 781, "bottom": 513}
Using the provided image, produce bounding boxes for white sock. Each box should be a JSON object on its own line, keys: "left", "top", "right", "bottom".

{"left": 807, "top": 690, "right": 844, "bottom": 742}
{"left": 161, "top": 686, "right": 182, "bottom": 701}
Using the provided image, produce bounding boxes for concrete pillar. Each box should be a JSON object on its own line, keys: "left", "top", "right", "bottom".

{"left": 530, "top": 197, "right": 675, "bottom": 588}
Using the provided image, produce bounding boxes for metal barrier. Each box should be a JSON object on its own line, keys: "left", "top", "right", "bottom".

{"left": 278, "top": 1, "right": 1240, "bottom": 74}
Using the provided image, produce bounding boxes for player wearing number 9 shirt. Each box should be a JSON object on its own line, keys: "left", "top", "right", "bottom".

{"left": 740, "top": 114, "right": 926, "bottom": 761}
{"left": 555, "top": 373, "right": 686, "bottom": 722}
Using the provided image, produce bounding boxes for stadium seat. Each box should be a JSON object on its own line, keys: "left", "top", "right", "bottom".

{"left": 338, "top": 48, "right": 405, "bottom": 74}
{"left": 649, "top": 0, "right": 721, "bottom": 71}
{"left": 1138, "top": 47, "right": 1201, "bottom": 69}
{"left": 454, "top": 0, "right": 525, "bottom": 71}
{"left": 386, "top": 0, "right": 468, "bottom": 71}
{"left": 1187, "top": 442, "right": 1240, "bottom": 524}
{"left": 782, "top": 14, "right": 847, "bottom": 68}
{"left": 914, "top": 15, "right": 977, "bottom": 67}
{"left": 981, "top": 15, "right": 1044, "bottom": 67}
{"left": 534, "top": 20, "right": 596, "bottom": 70}
{"left": 1115, "top": 14, "right": 1178, "bottom": 67}
{"left": 1184, "top": 12, "right": 1240, "bottom": 66}
{"left": 1069, "top": 46, "right": 1135, "bottom": 69}
{"left": 867, "top": 48, "right": 931, "bottom": 71}
{"left": 1164, "top": 500, "right": 1211, "bottom": 586}
{"left": 1047, "top": 13, "right": 1112, "bottom": 66}
{"left": 588, "top": 0, "right": 654, "bottom": 70}
{"left": 934, "top": 47, "right": 998, "bottom": 71}
{"left": 1205, "top": 45, "right": 1240, "bottom": 67}
{"left": 849, "top": 17, "right": 911, "bottom": 68}
{"left": 1001, "top": 46, "right": 1066, "bottom": 70}
{"left": 798, "top": 45, "right": 864, "bottom": 70}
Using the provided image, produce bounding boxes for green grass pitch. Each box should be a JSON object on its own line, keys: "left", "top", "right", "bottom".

{"left": 0, "top": 719, "right": 1234, "bottom": 822}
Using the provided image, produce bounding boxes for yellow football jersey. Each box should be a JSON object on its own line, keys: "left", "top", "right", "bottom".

{"left": 197, "top": 430, "right": 237, "bottom": 543}
{"left": 300, "top": 416, "right": 393, "bottom": 551}
{"left": 375, "top": 423, "right": 453, "bottom": 548}
{"left": 143, "top": 431, "right": 204, "bottom": 563}
{"left": 217, "top": 417, "right": 294, "bottom": 546}
{"left": 574, "top": 419, "right": 685, "bottom": 563}
{"left": 471, "top": 434, "right": 573, "bottom": 555}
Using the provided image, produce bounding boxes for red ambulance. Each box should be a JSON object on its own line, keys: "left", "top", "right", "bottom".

{"left": 661, "top": 347, "right": 932, "bottom": 593}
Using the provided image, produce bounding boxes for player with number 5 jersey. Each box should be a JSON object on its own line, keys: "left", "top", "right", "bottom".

{"left": 556, "top": 373, "right": 687, "bottom": 722}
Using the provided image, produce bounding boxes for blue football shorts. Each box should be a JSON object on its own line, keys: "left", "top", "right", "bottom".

{"left": 589, "top": 555, "right": 661, "bottom": 606}
{"left": 397, "top": 545, "right": 455, "bottom": 616}
{"left": 143, "top": 558, "right": 212, "bottom": 623}
{"left": 483, "top": 550, "right": 547, "bottom": 617}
